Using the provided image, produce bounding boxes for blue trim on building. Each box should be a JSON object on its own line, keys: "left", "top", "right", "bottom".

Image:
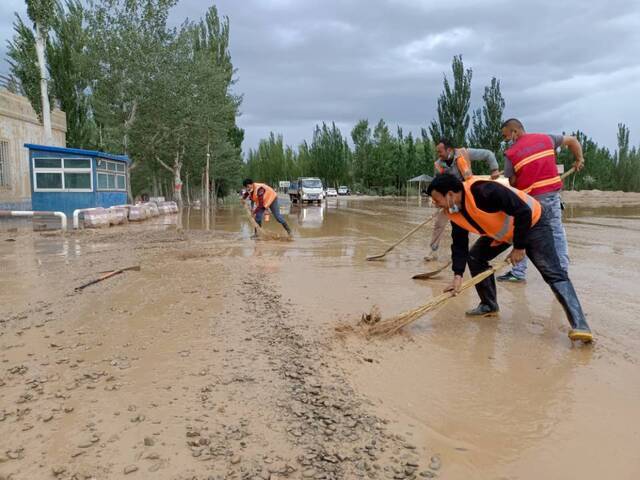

{"left": 24, "top": 143, "right": 130, "bottom": 164}
{"left": 27, "top": 145, "right": 129, "bottom": 217}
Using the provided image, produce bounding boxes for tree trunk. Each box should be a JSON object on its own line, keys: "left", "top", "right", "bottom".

{"left": 201, "top": 171, "right": 205, "bottom": 205}
{"left": 173, "top": 152, "right": 183, "bottom": 207}
{"left": 34, "top": 24, "right": 52, "bottom": 144}
{"left": 185, "top": 172, "right": 191, "bottom": 206}
{"left": 156, "top": 151, "right": 183, "bottom": 207}
{"left": 152, "top": 173, "right": 159, "bottom": 197}
{"left": 205, "top": 142, "right": 210, "bottom": 209}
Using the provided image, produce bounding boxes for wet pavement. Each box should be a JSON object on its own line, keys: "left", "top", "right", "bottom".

{"left": 1, "top": 197, "right": 640, "bottom": 479}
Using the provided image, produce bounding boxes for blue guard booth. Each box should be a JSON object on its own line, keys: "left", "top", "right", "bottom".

{"left": 26, "top": 144, "right": 130, "bottom": 217}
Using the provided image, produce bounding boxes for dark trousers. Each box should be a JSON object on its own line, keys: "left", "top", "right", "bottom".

{"left": 468, "top": 209, "right": 569, "bottom": 310}
{"left": 255, "top": 198, "right": 286, "bottom": 226}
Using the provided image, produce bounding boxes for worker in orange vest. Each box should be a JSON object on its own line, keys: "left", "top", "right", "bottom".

{"left": 497, "top": 118, "right": 584, "bottom": 282}
{"left": 242, "top": 179, "right": 292, "bottom": 236}
{"left": 426, "top": 173, "right": 592, "bottom": 343}
{"left": 425, "top": 138, "right": 501, "bottom": 262}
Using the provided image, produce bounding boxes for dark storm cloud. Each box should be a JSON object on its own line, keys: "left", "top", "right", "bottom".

{"left": 2, "top": 0, "right": 638, "bottom": 151}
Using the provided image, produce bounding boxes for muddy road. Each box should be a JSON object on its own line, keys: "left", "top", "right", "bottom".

{"left": 1, "top": 196, "right": 639, "bottom": 479}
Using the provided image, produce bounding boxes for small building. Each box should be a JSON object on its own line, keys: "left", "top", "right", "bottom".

{"left": 0, "top": 88, "right": 66, "bottom": 210}
{"left": 26, "top": 144, "right": 130, "bottom": 217}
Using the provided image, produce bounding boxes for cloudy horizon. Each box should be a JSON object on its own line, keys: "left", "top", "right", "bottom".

{"left": 2, "top": 0, "right": 639, "bottom": 154}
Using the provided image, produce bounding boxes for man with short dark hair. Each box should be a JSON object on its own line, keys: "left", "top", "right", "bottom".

{"left": 242, "top": 178, "right": 292, "bottom": 236}
{"left": 425, "top": 138, "right": 501, "bottom": 261}
{"left": 497, "top": 119, "right": 585, "bottom": 282}
{"left": 426, "top": 173, "right": 592, "bottom": 343}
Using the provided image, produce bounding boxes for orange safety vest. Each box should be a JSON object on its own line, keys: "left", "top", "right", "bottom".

{"left": 434, "top": 148, "right": 473, "bottom": 180}
{"left": 250, "top": 182, "right": 277, "bottom": 208}
{"left": 446, "top": 178, "right": 542, "bottom": 244}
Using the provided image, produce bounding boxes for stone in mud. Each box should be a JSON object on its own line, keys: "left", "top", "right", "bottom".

{"left": 143, "top": 437, "right": 155, "bottom": 446}
{"left": 124, "top": 464, "right": 138, "bottom": 474}
{"left": 52, "top": 465, "right": 66, "bottom": 475}
{"left": 429, "top": 455, "right": 441, "bottom": 471}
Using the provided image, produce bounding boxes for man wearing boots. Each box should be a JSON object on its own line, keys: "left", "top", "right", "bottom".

{"left": 426, "top": 173, "right": 592, "bottom": 343}
{"left": 425, "top": 138, "right": 501, "bottom": 261}
{"left": 242, "top": 179, "right": 292, "bottom": 237}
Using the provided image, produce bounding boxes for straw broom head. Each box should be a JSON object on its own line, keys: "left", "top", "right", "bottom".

{"left": 366, "top": 260, "right": 511, "bottom": 337}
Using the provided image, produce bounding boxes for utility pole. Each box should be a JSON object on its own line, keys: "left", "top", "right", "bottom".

{"left": 205, "top": 142, "right": 211, "bottom": 209}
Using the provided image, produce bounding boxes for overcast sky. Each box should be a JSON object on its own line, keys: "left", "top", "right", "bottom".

{"left": 2, "top": 0, "right": 639, "bottom": 153}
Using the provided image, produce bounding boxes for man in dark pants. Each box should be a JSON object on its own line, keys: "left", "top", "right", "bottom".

{"left": 426, "top": 173, "right": 592, "bottom": 343}
{"left": 242, "top": 179, "right": 292, "bottom": 236}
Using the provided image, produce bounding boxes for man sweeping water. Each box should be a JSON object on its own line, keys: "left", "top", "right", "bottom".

{"left": 426, "top": 173, "right": 593, "bottom": 343}
{"left": 496, "top": 118, "right": 585, "bottom": 282}
{"left": 242, "top": 179, "right": 292, "bottom": 237}
{"left": 425, "top": 138, "right": 501, "bottom": 262}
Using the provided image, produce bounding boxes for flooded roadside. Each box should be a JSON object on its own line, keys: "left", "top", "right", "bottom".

{"left": 1, "top": 197, "right": 639, "bottom": 479}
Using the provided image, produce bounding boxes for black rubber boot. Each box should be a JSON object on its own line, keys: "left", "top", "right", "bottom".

{"left": 550, "top": 280, "right": 593, "bottom": 342}
{"left": 282, "top": 222, "right": 292, "bottom": 236}
{"left": 465, "top": 303, "right": 499, "bottom": 317}
{"left": 473, "top": 273, "right": 500, "bottom": 312}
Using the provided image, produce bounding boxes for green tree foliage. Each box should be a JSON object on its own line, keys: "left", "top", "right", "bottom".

{"left": 429, "top": 55, "right": 472, "bottom": 146}
{"left": 9, "top": 0, "right": 244, "bottom": 202}
{"left": 468, "top": 77, "right": 505, "bottom": 172}
{"left": 308, "top": 122, "right": 349, "bottom": 187}
{"left": 7, "top": 15, "right": 44, "bottom": 117}
{"left": 47, "top": 0, "right": 95, "bottom": 148}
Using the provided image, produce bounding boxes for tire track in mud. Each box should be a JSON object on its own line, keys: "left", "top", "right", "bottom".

{"left": 240, "top": 270, "right": 439, "bottom": 480}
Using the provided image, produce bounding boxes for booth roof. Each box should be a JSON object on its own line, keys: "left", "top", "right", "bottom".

{"left": 25, "top": 144, "right": 130, "bottom": 164}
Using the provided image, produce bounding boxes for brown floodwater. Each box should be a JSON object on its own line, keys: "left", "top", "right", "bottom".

{"left": 177, "top": 197, "right": 640, "bottom": 479}
{"left": 1, "top": 197, "right": 639, "bottom": 479}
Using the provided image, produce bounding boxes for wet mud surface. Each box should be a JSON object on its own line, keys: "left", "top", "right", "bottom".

{"left": 1, "top": 196, "right": 639, "bottom": 479}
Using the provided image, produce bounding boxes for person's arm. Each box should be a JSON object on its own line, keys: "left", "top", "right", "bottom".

{"left": 445, "top": 223, "right": 469, "bottom": 294}
{"left": 503, "top": 157, "right": 517, "bottom": 186}
{"left": 473, "top": 182, "right": 532, "bottom": 249}
{"left": 467, "top": 148, "right": 500, "bottom": 178}
{"left": 561, "top": 135, "right": 585, "bottom": 172}
{"left": 252, "top": 187, "right": 266, "bottom": 214}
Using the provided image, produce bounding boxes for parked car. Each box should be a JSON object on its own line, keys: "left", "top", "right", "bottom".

{"left": 289, "top": 177, "right": 324, "bottom": 204}
{"left": 337, "top": 186, "right": 350, "bottom": 196}
{"left": 326, "top": 187, "right": 338, "bottom": 197}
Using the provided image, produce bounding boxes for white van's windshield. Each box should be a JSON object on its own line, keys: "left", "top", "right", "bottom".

{"left": 302, "top": 179, "right": 322, "bottom": 188}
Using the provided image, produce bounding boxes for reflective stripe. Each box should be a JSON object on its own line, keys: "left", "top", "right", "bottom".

{"left": 523, "top": 176, "right": 562, "bottom": 193}
{"left": 494, "top": 215, "right": 513, "bottom": 241}
{"left": 493, "top": 190, "right": 536, "bottom": 242}
{"left": 513, "top": 149, "right": 556, "bottom": 172}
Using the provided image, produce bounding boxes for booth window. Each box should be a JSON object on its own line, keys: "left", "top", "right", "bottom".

{"left": 0, "top": 140, "right": 9, "bottom": 187}
{"left": 97, "top": 159, "right": 126, "bottom": 191}
{"left": 33, "top": 157, "right": 92, "bottom": 192}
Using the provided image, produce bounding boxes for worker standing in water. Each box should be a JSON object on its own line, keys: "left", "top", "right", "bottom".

{"left": 497, "top": 118, "right": 585, "bottom": 282}
{"left": 242, "top": 178, "right": 292, "bottom": 237}
{"left": 425, "top": 138, "right": 501, "bottom": 261}
{"left": 426, "top": 173, "right": 592, "bottom": 343}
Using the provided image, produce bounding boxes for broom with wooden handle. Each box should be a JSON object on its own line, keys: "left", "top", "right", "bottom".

{"left": 366, "top": 211, "right": 439, "bottom": 261}
{"left": 367, "top": 260, "right": 511, "bottom": 337}
{"left": 241, "top": 201, "right": 280, "bottom": 240}
{"left": 368, "top": 167, "right": 578, "bottom": 334}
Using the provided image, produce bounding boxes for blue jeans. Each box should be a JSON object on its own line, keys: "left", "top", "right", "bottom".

{"left": 255, "top": 198, "right": 286, "bottom": 226}
{"left": 511, "top": 192, "right": 569, "bottom": 278}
